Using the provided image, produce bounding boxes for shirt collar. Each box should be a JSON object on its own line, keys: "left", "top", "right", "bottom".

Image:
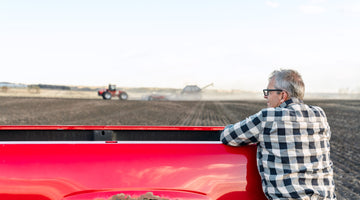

{"left": 279, "top": 97, "right": 303, "bottom": 108}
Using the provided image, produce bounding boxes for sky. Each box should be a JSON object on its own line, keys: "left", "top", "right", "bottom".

{"left": 1, "top": 0, "right": 359, "bottom": 93}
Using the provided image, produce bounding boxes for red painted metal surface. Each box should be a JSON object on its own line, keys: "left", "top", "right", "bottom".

{"left": 0, "top": 126, "right": 267, "bottom": 200}
{"left": 0, "top": 125, "right": 224, "bottom": 131}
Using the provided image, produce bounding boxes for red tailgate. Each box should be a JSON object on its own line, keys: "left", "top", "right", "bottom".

{"left": 0, "top": 126, "right": 266, "bottom": 200}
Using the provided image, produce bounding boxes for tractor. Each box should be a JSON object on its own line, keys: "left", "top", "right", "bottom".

{"left": 98, "top": 84, "right": 128, "bottom": 100}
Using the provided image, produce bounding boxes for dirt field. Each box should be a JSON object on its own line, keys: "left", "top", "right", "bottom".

{"left": 0, "top": 96, "right": 359, "bottom": 199}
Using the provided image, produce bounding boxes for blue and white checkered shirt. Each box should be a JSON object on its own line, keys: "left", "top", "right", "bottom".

{"left": 221, "top": 98, "right": 336, "bottom": 200}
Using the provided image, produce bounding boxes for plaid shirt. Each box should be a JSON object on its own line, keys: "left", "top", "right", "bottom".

{"left": 221, "top": 98, "right": 336, "bottom": 200}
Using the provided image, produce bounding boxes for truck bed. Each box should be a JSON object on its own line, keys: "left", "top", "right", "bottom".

{"left": 0, "top": 126, "right": 267, "bottom": 200}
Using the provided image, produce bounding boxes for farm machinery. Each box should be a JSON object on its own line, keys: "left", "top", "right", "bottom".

{"left": 143, "top": 93, "right": 169, "bottom": 101}
{"left": 144, "top": 83, "right": 214, "bottom": 101}
{"left": 181, "top": 83, "right": 214, "bottom": 95}
{"left": 179, "top": 83, "right": 214, "bottom": 100}
{"left": 98, "top": 84, "right": 128, "bottom": 100}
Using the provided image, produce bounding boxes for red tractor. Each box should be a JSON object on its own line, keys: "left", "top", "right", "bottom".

{"left": 98, "top": 84, "right": 128, "bottom": 100}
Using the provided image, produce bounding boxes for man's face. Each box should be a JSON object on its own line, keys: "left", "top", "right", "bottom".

{"left": 264, "top": 78, "right": 283, "bottom": 108}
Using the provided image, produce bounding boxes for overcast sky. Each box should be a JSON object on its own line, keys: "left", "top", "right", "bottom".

{"left": 1, "top": 0, "right": 359, "bottom": 93}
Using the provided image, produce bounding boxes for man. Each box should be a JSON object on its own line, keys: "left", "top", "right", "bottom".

{"left": 221, "top": 69, "right": 336, "bottom": 199}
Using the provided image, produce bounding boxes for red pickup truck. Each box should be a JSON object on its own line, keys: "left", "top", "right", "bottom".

{"left": 0, "top": 125, "right": 267, "bottom": 200}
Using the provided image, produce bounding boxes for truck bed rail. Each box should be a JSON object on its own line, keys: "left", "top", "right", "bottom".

{"left": 0, "top": 126, "right": 222, "bottom": 141}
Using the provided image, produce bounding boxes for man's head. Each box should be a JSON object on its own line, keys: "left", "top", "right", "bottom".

{"left": 264, "top": 69, "right": 305, "bottom": 108}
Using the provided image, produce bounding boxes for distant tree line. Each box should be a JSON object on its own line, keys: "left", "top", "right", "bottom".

{"left": 30, "top": 84, "right": 71, "bottom": 90}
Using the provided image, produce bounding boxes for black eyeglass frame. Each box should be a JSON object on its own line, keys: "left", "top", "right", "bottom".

{"left": 263, "top": 89, "right": 283, "bottom": 96}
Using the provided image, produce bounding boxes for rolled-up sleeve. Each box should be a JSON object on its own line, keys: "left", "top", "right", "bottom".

{"left": 220, "top": 110, "right": 264, "bottom": 146}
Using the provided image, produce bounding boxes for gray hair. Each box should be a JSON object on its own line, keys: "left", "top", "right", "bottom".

{"left": 269, "top": 69, "right": 305, "bottom": 100}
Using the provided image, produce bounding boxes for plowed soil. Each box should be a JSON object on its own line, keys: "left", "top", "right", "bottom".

{"left": 0, "top": 96, "right": 359, "bottom": 200}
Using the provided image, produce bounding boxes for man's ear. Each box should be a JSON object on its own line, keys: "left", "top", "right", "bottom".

{"left": 280, "top": 91, "right": 288, "bottom": 103}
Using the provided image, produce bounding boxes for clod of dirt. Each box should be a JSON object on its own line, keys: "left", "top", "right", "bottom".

{"left": 108, "top": 192, "right": 170, "bottom": 200}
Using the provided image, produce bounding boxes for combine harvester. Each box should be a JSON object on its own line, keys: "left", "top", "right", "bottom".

{"left": 144, "top": 83, "right": 214, "bottom": 101}
{"left": 178, "top": 83, "right": 214, "bottom": 100}
{"left": 0, "top": 125, "right": 267, "bottom": 200}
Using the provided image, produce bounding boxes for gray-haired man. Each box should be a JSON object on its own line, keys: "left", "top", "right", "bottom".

{"left": 221, "top": 69, "right": 336, "bottom": 199}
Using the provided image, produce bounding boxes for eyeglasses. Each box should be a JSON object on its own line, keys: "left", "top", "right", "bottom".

{"left": 263, "top": 89, "right": 283, "bottom": 96}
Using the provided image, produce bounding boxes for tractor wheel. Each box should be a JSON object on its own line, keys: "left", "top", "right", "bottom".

{"left": 119, "top": 92, "right": 128, "bottom": 100}
{"left": 102, "top": 92, "right": 112, "bottom": 100}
